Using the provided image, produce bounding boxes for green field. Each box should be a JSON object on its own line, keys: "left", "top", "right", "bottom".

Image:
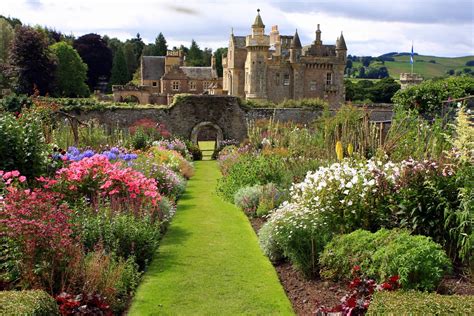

{"left": 128, "top": 161, "right": 294, "bottom": 315}
{"left": 351, "top": 54, "right": 474, "bottom": 80}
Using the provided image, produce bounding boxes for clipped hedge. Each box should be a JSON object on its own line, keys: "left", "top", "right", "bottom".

{"left": 367, "top": 291, "right": 474, "bottom": 315}
{"left": 319, "top": 229, "right": 452, "bottom": 291}
{"left": 0, "top": 290, "right": 59, "bottom": 315}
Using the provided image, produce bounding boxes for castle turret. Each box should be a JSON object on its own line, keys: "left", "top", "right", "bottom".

{"left": 245, "top": 9, "right": 270, "bottom": 100}
{"left": 336, "top": 32, "right": 347, "bottom": 60}
{"left": 315, "top": 24, "right": 322, "bottom": 45}
{"left": 289, "top": 29, "right": 302, "bottom": 63}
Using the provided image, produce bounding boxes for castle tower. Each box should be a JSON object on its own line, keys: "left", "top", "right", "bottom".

{"left": 336, "top": 32, "right": 347, "bottom": 61}
{"left": 289, "top": 29, "right": 302, "bottom": 63}
{"left": 245, "top": 9, "right": 270, "bottom": 100}
{"left": 315, "top": 24, "right": 322, "bottom": 45}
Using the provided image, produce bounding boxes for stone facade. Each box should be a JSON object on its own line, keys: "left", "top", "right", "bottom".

{"left": 113, "top": 50, "right": 221, "bottom": 105}
{"left": 399, "top": 73, "right": 423, "bottom": 90}
{"left": 222, "top": 10, "right": 347, "bottom": 107}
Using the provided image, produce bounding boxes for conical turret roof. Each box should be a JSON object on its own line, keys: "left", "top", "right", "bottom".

{"left": 337, "top": 32, "right": 347, "bottom": 50}
{"left": 291, "top": 29, "right": 302, "bottom": 49}
{"left": 252, "top": 9, "right": 265, "bottom": 28}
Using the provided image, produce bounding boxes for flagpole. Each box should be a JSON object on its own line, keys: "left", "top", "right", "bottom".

{"left": 411, "top": 41, "right": 414, "bottom": 75}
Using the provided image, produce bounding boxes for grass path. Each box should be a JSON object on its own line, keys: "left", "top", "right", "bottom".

{"left": 128, "top": 161, "right": 294, "bottom": 315}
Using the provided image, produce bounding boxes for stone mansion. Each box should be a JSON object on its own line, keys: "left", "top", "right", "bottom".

{"left": 113, "top": 9, "right": 347, "bottom": 106}
{"left": 222, "top": 10, "right": 347, "bottom": 105}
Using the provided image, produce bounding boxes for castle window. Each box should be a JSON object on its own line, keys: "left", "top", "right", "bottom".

{"left": 172, "top": 81, "right": 180, "bottom": 91}
{"left": 326, "top": 73, "right": 333, "bottom": 85}
{"left": 275, "top": 73, "right": 280, "bottom": 85}
{"left": 283, "top": 74, "right": 290, "bottom": 86}
{"left": 310, "top": 81, "right": 317, "bottom": 91}
{"left": 152, "top": 81, "right": 157, "bottom": 87}
{"left": 189, "top": 81, "right": 197, "bottom": 91}
{"left": 203, "top": 81, "right": 211, "bottom": 90}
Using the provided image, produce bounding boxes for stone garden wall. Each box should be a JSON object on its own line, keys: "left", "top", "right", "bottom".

{"left": 66, "top": 95, "right": 394, "bottom": 142}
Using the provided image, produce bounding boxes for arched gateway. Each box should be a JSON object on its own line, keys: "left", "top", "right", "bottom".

{"left": 190, "top": 121, "right": 224, "bottom": 148}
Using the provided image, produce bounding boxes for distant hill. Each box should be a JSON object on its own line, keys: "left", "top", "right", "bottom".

{"left": 351, "top": 53, "right": 474, "bottom": 79}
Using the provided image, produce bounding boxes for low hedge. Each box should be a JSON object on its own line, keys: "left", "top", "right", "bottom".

{"left": 367, "top": 291, "right": 474, "bottom": 315}
{"left": 0, "top": 290, "right": 59, "bottom": 315}
{"left": 319, "top": 229, "right": 452, "bottom": 291}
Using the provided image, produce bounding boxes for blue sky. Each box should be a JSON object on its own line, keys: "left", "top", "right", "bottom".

{"left": 2, "top": 0, "right": 473, "bottom": 57}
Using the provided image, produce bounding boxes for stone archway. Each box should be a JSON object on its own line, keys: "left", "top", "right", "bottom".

{"left": 190, "top": 121, "right": 224, "bottom": 148}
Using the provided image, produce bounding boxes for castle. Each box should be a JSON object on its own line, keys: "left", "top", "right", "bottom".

{"left": 113, "top": 9, "right": 347, "bottom": 106}
{"left": 222, "top": 10, "right": 347, "bottom": 106}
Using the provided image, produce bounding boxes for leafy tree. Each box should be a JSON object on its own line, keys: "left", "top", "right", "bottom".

{"left": 370, "top": 77, "right": 400, "bottom": 103}
{"left": 366, "top": 66, "right": 389, "bottom": 79}
{"left": 0, "top": 15, "right": 22, "bottom": 28}
{"left": 154, "top": 32, "right": 168, "bottom": 56}
{"left": 104, "top": 36, "right": 123, "bottom": 58}
{"left": 109, "top": 46, "right": 129, "bottom": 86}
{"left": 465, "top": 60, "right": 474, "bottom": 67}
{"left": 50, "top": 41, "right": 89, "bottom": 97}
{"left": 214, "top": 47, "right": 227, "bottom": 77}
{"left": 142, "top": 43, "right": 157, "bottom": 56}
{"left": 123, "top": 42, "right": 138, "bottom": 80}
{"left": 392, "top": 76, "right": 474, "bottom": 115}
{"left": 358, "top": 66, "right": 365, "bottom": 78}
{"left": 202, "top": 47, "right": 212, "bottom": 66}
{"left": 186, "top": 39, "right": 203, "bottom": 66}
{"left": 0, "top": 18, "right": 14, "bottom": 62}
{"left": 9, "top": 26, "right": 56, "bottom": 95}
{"left": 73, "top": 33, "right": 112, "bottom": 90}
{"left": 361, "top": 56, "right": 372, "bottom": 67}
{"left": 446, "top": 69, "right": 455, "bottom": 76}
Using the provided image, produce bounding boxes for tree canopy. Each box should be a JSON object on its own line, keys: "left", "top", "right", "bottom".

{"left": 73, "top": 33, "right": 112, "bottom": 90}
{"left": 110, "top": 46, "right": 129, "bottom": 86}
{"left": 9, "top": 26, "right": 56, "bottom": 95}
{"left": 50, "top": 41, "right": 89, "bottom": 97}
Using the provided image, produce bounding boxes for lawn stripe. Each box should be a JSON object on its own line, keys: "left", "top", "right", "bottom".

{"left": 128, "top": 161, "right": 294, "bottom": 315}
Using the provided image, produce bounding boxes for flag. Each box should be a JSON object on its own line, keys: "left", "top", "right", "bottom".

{"left": 410, "top": 44, "right": 414, "bottom": 64}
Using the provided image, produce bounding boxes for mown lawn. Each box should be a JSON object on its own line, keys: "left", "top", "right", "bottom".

{"left": 128, "top": 161, "right": 293, "bottom": 315}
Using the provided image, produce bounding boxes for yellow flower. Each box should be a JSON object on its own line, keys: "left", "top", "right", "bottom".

{"left": 347, "top": 143, "right": 354, "bottom": 157}
{"left": 336, "top": 141, "right": 343, "bottom": 161}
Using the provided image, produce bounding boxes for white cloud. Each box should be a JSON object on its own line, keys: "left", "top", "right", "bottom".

{"left": 0, "top": 0, "right": 472, "bottom": 57}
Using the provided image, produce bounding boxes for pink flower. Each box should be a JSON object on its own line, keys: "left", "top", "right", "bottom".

{"left": 19, "top": 176, "right": 26, "bottom": 183}
{"left": 3, "top": 171, "right": 12, "bottom": 180}
{"left": 11, "top": 170, "right": 20, "bottom": 177}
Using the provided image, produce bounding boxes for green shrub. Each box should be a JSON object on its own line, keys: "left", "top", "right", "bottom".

{"left": 185, "top": 140, "right": 202, "bottom": 161}
{"left": 216, "top": 153, "right": 290, "bottom": 202}
{"left": 367, "top": 291, "right": 474, "bottom": 315}
{"left": 0, "top": 112, "right": 49, "bottom": 179}
{"left": 234, "top": 185, "right": 261, "bottom": 214}
{"left": 258, "top": 221, "right": 283, "bottom": 263}
{"left": 256, "top": 183, "right": 285, "bottom": 217}
{"left": 0, "top": 290, "right": 59, "bottom": 315}
{"left": 76, "top": 207, "right": 161, "bottom": 270}
{"left": 0, "top": 93, "right": 33, "bottom": 113}
{"left": 131, "top": 127, "right": 150, "bottom": 150}
{"left": 320, "top": 229, "right": 452, "bottom": 291}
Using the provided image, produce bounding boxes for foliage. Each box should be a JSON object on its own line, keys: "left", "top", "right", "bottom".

{"left": 214, "top": 47, "right": 227, "bottom": 77}
{"left": 145, "top": 146, "right": 194, "bottom": 179}
{"left": 0, "top": 17, "right": 14, "bottom": 63}
{"left": 50, "top": 41, "right": 89, "bottom": 97}
{"left": 186, "top": 39, "right": 204, "bottom": 66}
{"left": 345, "top": 78, "right": 400, "bottom": 103}
{"left": 0, "top": 93, "right": 33, "bottom": 113}
{"left": 73, "top": 33, "right": 113, "bottom": 90}
{"left": 367, "top": 291, "right": 474, "bottom": 315}
{"left": 185, "top": 140, "right": 202, "bottom": 161}
{"left": 131, "top": 127, "right": 150, "bottom": 150}
{"left": 319, "top": 229, "right": 452, "bottom": 291}
{"left": 0, "top": 290, "right": 59, "bottom": 316}
{"left": 234, "top": 185, "right": 261, "bottom": 215}
{"left": 153, "top": 138, "right": 191, "bottom": 160}
{"left": 8, "top": 26, "right": 56, "bottom": 95}
{"left": 154, "top": 32, "right": 168, "bottom": 56}
{"left": 76, "top": 208, "right": 161, "bottom": 270}
{"left": 56, "top": 292, "right": 112, "bottom": 315}
{"left": 319, "top": 267, "right": 400, "bottom": 316}
{"left": 256, "top": 183, "right": 285, "bottom": 217}
{"left": 244, "top": 97, "right": 327, "bottom": 109}
{"left": 109, "top": 46, "right": 129, "bottom": 86}
{"left": 258, "top": 221, "right": 283, "bottom": 263}
{"left": 216, "top": 152, "right": 290, "bottom": 202}
{"left": 0, "top": 111, "right": 49, "bottom": 179}
{"left": 391, "top": 76, "right": 474, "bottom": 115}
